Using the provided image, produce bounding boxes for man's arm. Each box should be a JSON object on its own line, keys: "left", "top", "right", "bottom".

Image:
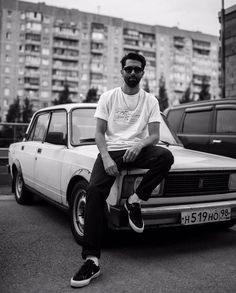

{"left": 95, "top": 118, "right": 119, "bottom": 176}
{"left": 123, "top": 122, "right": 160, "bottom": 163}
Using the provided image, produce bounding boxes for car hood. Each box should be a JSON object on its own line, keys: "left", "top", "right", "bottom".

{"left": 73, "top": 145, "right": 236, "bottom": 172}
{"left": 170, "top": 146, "right": 236, "bottom": 171}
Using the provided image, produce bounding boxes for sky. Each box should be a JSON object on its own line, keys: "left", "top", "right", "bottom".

{"left": 24, "top": 0, "right": 236, "bottom": 36}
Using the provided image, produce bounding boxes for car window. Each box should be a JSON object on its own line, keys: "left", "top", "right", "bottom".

{"left": 28, "top": 113, "right": 50, "bottom": 141}
{"left": 71, "top": 108, "right": 96, "bottom": 144}
{"left": 46, "top": 111, "right": 67, "bottom": 141}
{"left": 166, "top": 108, "right": 184, "bottom": 132}
{"left": 183, "top": 110, "right": 212, "bottom": 134}
{"left": 216, "top": 109, "right": 236, "bottom": 133}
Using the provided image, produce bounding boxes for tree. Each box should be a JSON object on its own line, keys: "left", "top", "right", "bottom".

{"left": 6, "top": 97, "right": 21, "bottom": 122}
{"left": 179, "top": 84, "right": 192, "bottom": 104}
{"left": 52, "top": 83, "right": 72, "bottom": 105}
{"left": 157, "top": 75, "right": 169, "bottom": 112}
{"left": 199, "top": 75, "right": 211, "bottom": 101}
{"left": 22, "top": 97, "right": 33, "bottom": 123}
{"left": 84, "top": 87, "right": 98, "bottom": 103}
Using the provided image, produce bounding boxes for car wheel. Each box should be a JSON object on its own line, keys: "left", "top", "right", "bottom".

{"left": 14, "top": 170, "right": 34, "bottom": 205}
{"left": 69, "top": 180, "right": 88, "bottom": 245}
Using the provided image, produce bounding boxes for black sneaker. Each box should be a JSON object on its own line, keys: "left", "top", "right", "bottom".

{"left": 70, "top": 259, "right": 100, "bottom": 288}
{"left": 124, "top": 199, "right": 144, "bottom": 233}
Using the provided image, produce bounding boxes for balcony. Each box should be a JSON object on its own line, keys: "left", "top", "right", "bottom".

{"left": 52, "top": 63, "right": 79, "bottom": 71}
{"left": 53, "top": 42, "right": 79, "bottom": 50}
{"left": 24, "top": 83, "right": 39, "bottom": 90}
{"left": 53, "top": 54, "right": 79, "bottom": 61}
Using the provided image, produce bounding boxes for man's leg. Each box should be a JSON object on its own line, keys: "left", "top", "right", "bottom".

{"left": 71, "top": 150, "right": 125, "bottom": 288}
{"left": 125, "top": 145, "right": 174, "bottom": 232}
{"left": 133, "top": 145, "right": 174, "bottom": 201}
{"left": 82, "top": 150, "right": 125, "bottom": 259}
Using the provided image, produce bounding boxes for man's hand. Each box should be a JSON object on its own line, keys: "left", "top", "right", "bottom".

{"left": 102, "top": 155, "right": 119, "bottom": 176}
{"left": 123, "top": 143, "right": 143, "bottom": 163}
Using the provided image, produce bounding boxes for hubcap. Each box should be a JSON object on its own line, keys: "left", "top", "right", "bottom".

{"left": 74, "top": 190, "right": 86, "bottom": 236}
{"left": 16, "top": 174, "right": 23, "bottom": 199}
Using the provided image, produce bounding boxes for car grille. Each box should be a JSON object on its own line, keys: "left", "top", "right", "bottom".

{"left": 163, "top": 172, "right": 230, "bottom": 196}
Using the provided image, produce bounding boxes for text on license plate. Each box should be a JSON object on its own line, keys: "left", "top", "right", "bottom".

{"left": 181, "top": 207, "right": 231, "bottom": 225}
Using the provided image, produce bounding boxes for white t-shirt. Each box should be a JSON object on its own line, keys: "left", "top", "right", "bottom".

{"left": 94, "top": 87, "right": 161, "bottom": 151}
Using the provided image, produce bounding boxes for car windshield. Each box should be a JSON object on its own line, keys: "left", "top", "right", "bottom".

{"left": 71, "top": 107, "right": 181, "bottom": 146}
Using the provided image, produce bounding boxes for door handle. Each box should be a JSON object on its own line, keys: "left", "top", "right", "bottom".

{"left": 212, "top": 139, "right": 222, "bottom": 144}
{"left": 37, "top": 148, "right": 42, "bottom": 153}
{"left": 21, "top": 146, "right": 24, "bottom": 150}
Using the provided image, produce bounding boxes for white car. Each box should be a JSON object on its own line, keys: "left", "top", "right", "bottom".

{"left": 8, "top": 103, "right": 236, "bottom": 244}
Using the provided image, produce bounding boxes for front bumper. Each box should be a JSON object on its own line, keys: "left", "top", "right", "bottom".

{"left": 107, "top": 200, "right": 236, "bottom": 229}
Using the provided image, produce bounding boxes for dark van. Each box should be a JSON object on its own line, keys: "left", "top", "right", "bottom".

{"left": 164, "top": 98, "right": 236, "bottom": 159}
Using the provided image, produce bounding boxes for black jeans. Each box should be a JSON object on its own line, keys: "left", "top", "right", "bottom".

{"left": 82, "top": 145, "right": 174, "bottom": 259}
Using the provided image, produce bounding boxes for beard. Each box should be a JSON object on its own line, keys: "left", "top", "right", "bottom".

{"left": 124, "top": 76, "right": 141, "bottom": 88}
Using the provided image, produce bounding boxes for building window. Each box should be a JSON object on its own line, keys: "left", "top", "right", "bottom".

{"left": 5, "top": 44, "right": 11, "bottom": 50}
{"left": 42, "top": 48, "right": 50, "bottom": 55}
{"left": 6, "top": 32, "right": 11, "bottom": 40}
{"left": 42, "top": 59, "right": 49, "bottom": 66}
{"left": 20, "top": 24, "right": 25, "bottom": 31}
{"left": 7, "top": 10, "right": 12, "bottom": 16}
{"left": 5, "top": 77, "right": 10, "bottom": 84}
{"left": 4, "top": 88, "right": 10, "bottom": 96}
{"left": 41, "top": 91, "right": 49, "bottom": 98}
{"left": 5, "top": 67, "right": 10, "bottom": 74}
{"left": 17, "top": 90, "right": 24, "bottom": 96}
{"left": 43, "top": 16, "right": 50, "bottom": 24}
{"left": 3, "top": 99, "right": 9, "bottom": 107}
{"left": 5, "top": 55, "right": 11, "bottom": 62}
{"left": 42, "top": 80, "right": 49, "bottom": 87}
{"left": 7, "top": 22, "right": 12, "bottom": 29}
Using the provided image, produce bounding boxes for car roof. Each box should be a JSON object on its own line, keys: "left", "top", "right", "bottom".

{"left": 36, "top": 103, "right": 98, "bottom": 113}
{"left": 167, "top": 98, "right": 236, "bottom": 111}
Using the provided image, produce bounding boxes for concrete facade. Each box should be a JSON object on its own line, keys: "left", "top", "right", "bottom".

{"left": 224, "top": 4, "right": 236, "bottom": 99}
{"left": 0, "top": 0, "right": 220, "bottom": 121}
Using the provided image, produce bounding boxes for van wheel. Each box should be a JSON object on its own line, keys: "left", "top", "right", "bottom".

{"left": 69, "top": 180, "right": 88, "bottom": 245}
{"left": 14, "top": 170, "right": 34, "bottom": 204}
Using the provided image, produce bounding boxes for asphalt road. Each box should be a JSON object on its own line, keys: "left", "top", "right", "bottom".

{"left": 1, "top": 195, "right": 236, "bottom": 293}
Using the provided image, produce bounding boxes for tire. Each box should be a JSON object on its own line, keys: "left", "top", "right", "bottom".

{"left": 14, "top": 170, "right": 34, "bottom": 205}
{"left": 69, "top": 180, "right": 88, "bottom": 245}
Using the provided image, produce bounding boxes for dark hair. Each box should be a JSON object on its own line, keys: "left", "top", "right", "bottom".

{"left": 120, "top": 52, "right": 146, "bottom": 70}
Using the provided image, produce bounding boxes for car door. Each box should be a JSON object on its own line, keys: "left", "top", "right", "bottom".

{"left": 209, "top": 105, "right": 236, "bottom": 159}
{"left": 33, "top": 110, "right": 67, "bottom": 203}
{"left": 178, "top": 106, "right": 213, "bottom": 153}
{"left": 17, "top": 112, "right": 50, "bottom": 189}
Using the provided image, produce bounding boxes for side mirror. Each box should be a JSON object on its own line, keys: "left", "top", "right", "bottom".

{"left": 45, "top": 132, "right": 66, "bottom": 145}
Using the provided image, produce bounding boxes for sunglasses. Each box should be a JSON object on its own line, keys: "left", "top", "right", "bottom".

{"left": 123, "top": 66, "right": 143, "bottom": 74}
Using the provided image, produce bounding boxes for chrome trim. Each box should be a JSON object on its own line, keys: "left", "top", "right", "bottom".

{"left": 141, "top": 200, "right": 236, "bottom": 215}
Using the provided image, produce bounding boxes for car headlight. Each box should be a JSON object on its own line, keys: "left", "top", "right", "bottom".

{"left": 229, "top": 173, "right": 236, "bottom": 191}
{"left": 121, "top": 175, "right": 162, "bottom": 198}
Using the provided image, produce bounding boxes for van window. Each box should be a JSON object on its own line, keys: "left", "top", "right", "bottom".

{"left": 216, "top": 109, "right": 236, "bottom": 133}
{"left": 183, "top": 110, "right": 212, "bottom": 134}
{"left": 166, "top": 108, "right": 184, "bottom": 132}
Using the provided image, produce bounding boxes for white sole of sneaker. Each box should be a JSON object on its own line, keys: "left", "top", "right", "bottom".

{"left": 70, "top": 270, "right": 100, "bottom": 288}
{"left": 124, "top": 202, "right": 144, "bottom": 233}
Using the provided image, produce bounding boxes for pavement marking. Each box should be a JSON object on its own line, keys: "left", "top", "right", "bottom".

{"left": 0, "top": 195, "right": 14, "bottom": 200}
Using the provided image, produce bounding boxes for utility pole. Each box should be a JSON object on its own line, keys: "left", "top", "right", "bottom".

{"left": 221, "top": 0, "right": 226, "bottom": 98}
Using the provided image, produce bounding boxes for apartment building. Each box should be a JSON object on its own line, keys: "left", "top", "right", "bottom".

{"left": 0, "top": 0, "right": 220, "bottom": 121}
{"left": 220, "top": 4, "right": 236, "bottom": 98}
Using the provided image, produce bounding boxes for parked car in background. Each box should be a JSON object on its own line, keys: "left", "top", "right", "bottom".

{"left": 8, "top": 103, "right": 236, "bottom": 245}
{"left": 164, "top": 98, "right": 236, "bottom": 159}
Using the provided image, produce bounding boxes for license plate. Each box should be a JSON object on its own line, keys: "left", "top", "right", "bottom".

{"left": 181, "top": 207, "right": 231, "bottom": 225}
